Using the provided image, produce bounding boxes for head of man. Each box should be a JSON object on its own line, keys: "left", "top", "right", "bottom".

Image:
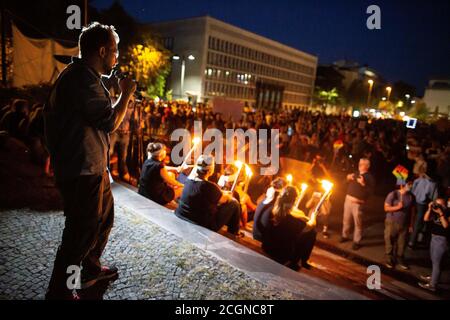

{"left": 78, "top": 22, "right": 119, "bottom": 77}
{"left": 147, "top": 142, "right": 166, "bottom": 161}
{"left": 196, "top": 155, "right": 215, "bottom": 180}
{"left": 358, "top": 158, "right": 370, "bottom": 174}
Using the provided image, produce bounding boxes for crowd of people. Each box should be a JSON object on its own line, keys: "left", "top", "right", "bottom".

{"left": 0, "top": 99, "right": 50, "bottom": 175}
{"left": 131, "top": 101, "right": 449, "bottom": 290}
{"left": 1, "top": 92, "right": 449, "bottom": 293}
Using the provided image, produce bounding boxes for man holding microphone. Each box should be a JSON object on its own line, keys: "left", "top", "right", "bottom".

{"left": 44, "top": 22, "right": 136, "bottom": 299}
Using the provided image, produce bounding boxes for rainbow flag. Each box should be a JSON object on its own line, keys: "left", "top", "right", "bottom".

{"left": 392, "top": 165, "right": 409, "bottom": 183}
{"left": 333, "top": 140, "right": 344, "bottom": 150}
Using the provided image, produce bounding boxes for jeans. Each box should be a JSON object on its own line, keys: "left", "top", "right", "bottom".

{"left": 409, "top": 203, "right": 427, "bottom": 246}
{"left": 430, "top": 234, "right": 448, "bottom": 287}
{"left": 47, "top": 172, "right": 114, "bottom": 297}
{"left": 384, "top": 219, "right": 407, "bottom": 260}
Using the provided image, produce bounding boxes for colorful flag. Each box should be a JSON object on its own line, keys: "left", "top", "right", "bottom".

{"left": 392, "top": 165, "right": 409, "bottom": 183}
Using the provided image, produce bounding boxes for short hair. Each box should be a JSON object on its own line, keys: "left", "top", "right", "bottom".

{"left": 78, "top": 22, "right": 119, "bottom": 58}
{"left": 359, "top": 158, "right": 371, "bottom": 167}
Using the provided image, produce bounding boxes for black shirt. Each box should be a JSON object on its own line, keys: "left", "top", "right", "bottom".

{"left": 262, "top": 213, "right": 307, "bottom": 261}
{"left": 44, "top": 57, "right": 116, "bottom": 181}
{"left": 175, "top": 178, "right": 222, "bottom": 230}
{"left": 346, "top": 172, "right": 375, "bottom": 201}
{"left": 430, "top": 208, "right": 450, "bottom": 240}
{"left": 253, "top": 201, "right": 274, "bottom": 242}
{"left": 138, "top": 158, "right": 172, "bottom": 204}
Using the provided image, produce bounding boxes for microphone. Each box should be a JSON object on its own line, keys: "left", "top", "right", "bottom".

{"left": 112, "top": 65, "right": 128, "bottom": 80}
{"left": 112, "top": 65, "right": 142, "bottom": 102}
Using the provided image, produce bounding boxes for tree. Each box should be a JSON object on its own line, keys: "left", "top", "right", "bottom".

{"left": 121, "top": 39, "right": 171, "bottom": 99}
{"left": 409, "top": 101, "right": 429, "bottom": 121}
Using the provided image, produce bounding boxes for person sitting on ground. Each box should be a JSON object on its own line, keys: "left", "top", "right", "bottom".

{"left": 138, "top": 142, "right": 184, "bottom": 205}
{"left": 175, "top": 155, "right": 243, "bottom": 238}
{"left": 253, "top": 177, "right": 286, "bottom": 241}
{"left": 305, "top": 153, "right": 333, "bottom": 238}
{"left": 218, "top": 164, "right": 257, "bottom": 230}
{"left": 418, "top": 198, "right": 449, "bottom": 292}
{"left": 383, "top": 181, "right": 415, "bottom": 270}
{"left": 262, "top": 185, "right": 318, "bottom": 270}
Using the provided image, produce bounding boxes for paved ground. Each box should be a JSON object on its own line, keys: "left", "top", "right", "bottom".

{"left": 314, "top": 182, "right": 450, "bottom": 295}
{"left": 0, "top": 206, "right": 296, "bottom": 300}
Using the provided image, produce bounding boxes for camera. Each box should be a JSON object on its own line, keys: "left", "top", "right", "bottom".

{"left": 431, "top": 202, "right": 444, "bottom": 212}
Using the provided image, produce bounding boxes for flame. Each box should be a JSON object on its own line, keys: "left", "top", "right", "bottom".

{"left": 301, "top": 183, "right": 308, "bottom": 191}
{"left": 234, "top": 160, "right": 243, "bottom": 168}
{"left": 286, "top": 174, "right": 293, "bottom": 183}
{"left": 245, "top": 165, "right": 253, "bottom": 176}
{"left": 321, "top": 180, "right": 333, "bottom": 192}
{"left": 192, "top": 137, "right": 201, "bottom": 145}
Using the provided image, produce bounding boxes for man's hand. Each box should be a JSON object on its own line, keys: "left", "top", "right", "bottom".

{"left": 357, "top": 175, "right": 365, "bottom": 186}
{"left": 347, "top": 173, "right": 355, "bottom": 181}
{"left": 119, "top": 78, "right": 137, "bottom": 98}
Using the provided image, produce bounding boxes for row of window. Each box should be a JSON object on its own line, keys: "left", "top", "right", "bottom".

{"left": 204, "top": 81, "right": 255, "bottom": 99}
{"left": 208, "top": 36, "right": 314, "bottom": 76}
{"left": 207, "top": 51, "right": 313, "bottom": 86}
{"left": 204, "top": 67, "right": 311, "bottom": 95}
{"left": 204, "top": 80, "right": 309, "bottom": 105}
{"left": 284, "top": 93, "right": 310, "bottom": 105}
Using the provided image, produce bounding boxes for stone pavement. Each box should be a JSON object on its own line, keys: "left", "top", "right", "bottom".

{"left": 0, "top": 183, "right": 366, "bottom": 300}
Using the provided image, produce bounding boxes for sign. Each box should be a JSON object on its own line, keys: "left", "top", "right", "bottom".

{"left": 392, "top": 165, "right": 408, "bottom": 184}
{"left": 212, "top": 97, "right": 244, "bottom": 122}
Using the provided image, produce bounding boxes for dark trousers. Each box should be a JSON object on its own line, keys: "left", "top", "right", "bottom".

{"left": 47, "top": 172, "right": 114, "bottom": 296}
{"left": 292, "top": 230, "right": 317, "bottom": 263}
{"left": 212, "top": 199, "right": 241, "bottom": 234}
{"left": 409, "top": 203, "right": 427, "bottom": 246}
{"left": 110, "top": 131, "right": 130, "bottom": 176}
{"left": 384, "top": 219, "right": 407, "bottom": 259}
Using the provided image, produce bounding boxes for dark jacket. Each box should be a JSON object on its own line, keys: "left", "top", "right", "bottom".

{"left": 44, "top": 57, "right": 116, "bottom": 181}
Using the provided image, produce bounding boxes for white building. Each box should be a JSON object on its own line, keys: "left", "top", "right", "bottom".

{"left": 150, "top": 16, "right": 318, "bottom": 109}
{"left": 423, "top": 79, "right": 450, "bottom": 116}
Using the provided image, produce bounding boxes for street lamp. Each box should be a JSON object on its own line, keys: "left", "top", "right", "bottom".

{"left": 172, "top": 54, "right": 196, "bottom": 99}
{"left": 367, "top": 79, "right": 374, "bottom": 107}
{"left": 386, "top": 86, "right": 392, "bottom": 102}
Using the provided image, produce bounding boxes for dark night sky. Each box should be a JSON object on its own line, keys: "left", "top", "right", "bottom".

{"left": 92, "top": 0, "right": 450, "bottom": 96}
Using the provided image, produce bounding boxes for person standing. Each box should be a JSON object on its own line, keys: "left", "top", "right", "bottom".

{"left": 44, "top": 22, "right": 136, "bottom": 299}
{"left": 409, "top": 167, "right": 438, "bottom": 248}
{"left": 419, "top": 198, "right": 449, "bottom": 292}
{"left": 109, "top": 98, "right": 134, "bottom": 181}
{"left": 383, "top": 182, "right": 415, "bottom": 269}
{"left": 341, "top": 158, "right": 375, "bottom": 250}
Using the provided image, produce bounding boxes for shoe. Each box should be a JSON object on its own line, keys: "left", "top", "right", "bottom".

{"left": 420, "top": 275, "right": 431, "bottom": 282}
{"left": 81, "top": 266, "right": 119, "bottom": 289}
{"left": 231, "top": 231, "right": 245, "bottom": 240}
{"left": 352, "top": 243, "right": 361, "bottom": 250}
{"left": 385, "top": 258, "right": 394, "bottom": 269}
{"left": 45, "top": 289, "right": 81, "bottom": 300}
{"left": 285, "top": 261, "right": 301, "bottom": 271}
{"left": 301, "top": 261, "right": 313, "bottom": 270}
{"left": 397, "top": 260, "right": 409, "bottom": 270}
{"left": 418, "top": 282, "right": 436, "bottom": 292}
{"left": 339, "top": 237, "right": 349, "bottom": 243}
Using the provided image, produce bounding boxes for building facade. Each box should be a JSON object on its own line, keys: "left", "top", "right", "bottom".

{"left": 150, "top": 16, "right": 318, "bottom": 109}
{"left": 423, "top": 79, "right": 450, "bottom": 116}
